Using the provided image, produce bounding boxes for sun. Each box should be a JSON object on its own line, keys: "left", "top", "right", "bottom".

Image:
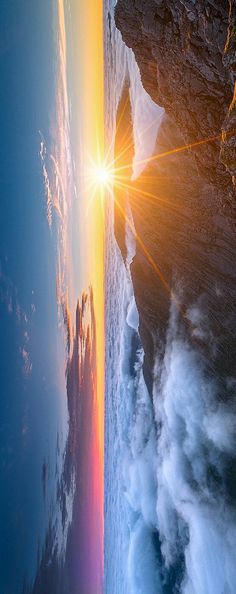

{"left": 93, "top": 164, "right": 112, "bottom": 187}
{"left": 84, "top": 156, "right": 116, "bottom": 213}
{"left": 86, "top": 157, "right": 115, "bottom": 199}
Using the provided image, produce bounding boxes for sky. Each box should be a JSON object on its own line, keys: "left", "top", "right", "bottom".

{"left": 0, "top": 1, "right": 105, "bottom": 592}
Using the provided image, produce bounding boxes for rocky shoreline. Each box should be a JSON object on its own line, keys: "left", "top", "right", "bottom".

{"left": 114, "top": 0, "right": 236, "bottom": 392}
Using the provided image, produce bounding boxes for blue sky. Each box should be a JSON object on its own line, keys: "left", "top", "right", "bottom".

{"left": 0, "top": 2, "right": 69, "bottom": 591}
{"left": 0, "top": 2, "right": 105, "bottom": 593}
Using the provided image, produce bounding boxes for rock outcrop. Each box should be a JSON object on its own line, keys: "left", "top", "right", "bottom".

{"left": 221, "top": 0, "right": 236, "bottom": 180}
{"left": 114, "top": 0, "right": 236, "bottom": 388}
{"left": 115, "top": 0, "right": 236, "bottom": 195}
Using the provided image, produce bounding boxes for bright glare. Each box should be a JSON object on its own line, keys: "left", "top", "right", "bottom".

{"left": 96, "top": 166, "right": 110, "bottom": 185}
{"left": 90, "top": 162, "right": 113, "bottom": 189}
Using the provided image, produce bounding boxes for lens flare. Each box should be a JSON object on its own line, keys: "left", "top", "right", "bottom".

{"left": 94, "top": 164, "right": 112, "bottom": 186}
{"left": 89, "top": 160, "right": 114, "bottom": 191}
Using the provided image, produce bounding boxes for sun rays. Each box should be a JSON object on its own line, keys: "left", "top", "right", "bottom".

{"left": 84, "top": 88, "right": 236, "bottom": 322}
{"left": 87, "top": 155, "right": 114, "bottom": 193}
{"left": 85, "top": 116, "right": 234, "bottom": 210}
{"left": 85, "top": 125, "right": 227, "bottom": 211}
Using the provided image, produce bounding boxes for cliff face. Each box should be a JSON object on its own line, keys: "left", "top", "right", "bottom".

{"left": 115, "top": 0, "right": 235, "bottom": 194}
{"left": 221, "top": 0, "right": 236, "bottom": 179}
{"left": 114, "top": 0, "right": 236, "bottom": 387}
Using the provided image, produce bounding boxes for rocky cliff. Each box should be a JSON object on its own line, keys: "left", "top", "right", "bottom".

{"left": 221, "top": 1, "right": 236, "bottom": 178}
{"left": 115, "top": 0, "right": 236, "bottom": 193}
{"left": 114, "top": 0, "right": 236, "bottom": 389}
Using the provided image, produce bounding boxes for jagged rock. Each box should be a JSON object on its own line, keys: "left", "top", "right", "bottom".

{"left": 129, "top": 112, "right": 236, "bottom": 385}
{"left": 221, "top": 84, "right": 236, "bottom": 179}
{"left": 115, "top": 0, "right": 235, "bottom": 194}
{"left": 114, "top": 0, "right": 236, "bottom": 386}
{"left": 221, "top": 0, "right": 236, "bottom": 179}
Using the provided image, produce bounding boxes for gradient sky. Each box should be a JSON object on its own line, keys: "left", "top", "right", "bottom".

{"left": 0, "top": 1, "right": 105, "bottom": 592}
{"left": 39, "top": 0, "right": 105, "bottom": 590}
{"left": 58, "top": 0, "right": 105, "bottom": 585}
{"left": 71, "top": 0, "right": 105, "bottom": 479}
{"left": 0, "top": 1, "right": 68, "bottom": 591}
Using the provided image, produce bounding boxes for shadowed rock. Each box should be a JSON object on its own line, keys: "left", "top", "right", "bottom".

{"left": 113, "top": 0, "right": 236, "bottom": 389}
{"left": 221, "top": 0, "right": 236, "bottom": 180}
{"left": 115, "top": 0, "right": 236, "bottom": 197}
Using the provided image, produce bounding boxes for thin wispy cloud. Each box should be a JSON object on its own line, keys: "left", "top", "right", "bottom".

{"left": 0, "top": 261, "right": 34, "bottom": 377}
{"left": 39, "top": 0, "right": 75, "bottom": 336}
{"left": 22, "top": 290, "right": 103, "bottom": 594}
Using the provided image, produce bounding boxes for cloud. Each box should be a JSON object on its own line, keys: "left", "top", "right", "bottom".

{"left": 0, "top": 261, "right": 21, "bottom": 319}
{"left": 20, "top": 347, "right": 32, "bottom": 378}
{"left": 39, "top": 0, "right": 76, "bottom": 333}
{"left": 39, "top": 137, "right": 53, "bottom": 228}
{"left": 0, "top": 261, "right": 33, "bottom": 377}
{"left": 23, "top": 289, "right": 103, "bottom": 594}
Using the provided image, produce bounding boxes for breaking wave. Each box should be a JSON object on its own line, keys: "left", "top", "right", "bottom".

{"left": 106, "top": 265, "right": 236, "bottom": 593}
{"left": 153, "top": 299, "right": 236, "bottom": 594}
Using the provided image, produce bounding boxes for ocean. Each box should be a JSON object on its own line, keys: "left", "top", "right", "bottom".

{"left": 104, "top": 1, "right": 163, "bottom": 592}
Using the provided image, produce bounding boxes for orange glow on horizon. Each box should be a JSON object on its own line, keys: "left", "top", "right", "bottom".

{"left": 77, "top": 0, "right": 105, "bottom": 548}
